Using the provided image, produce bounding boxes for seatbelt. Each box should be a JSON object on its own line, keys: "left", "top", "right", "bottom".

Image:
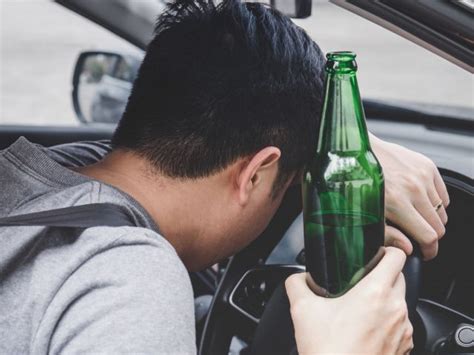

{"left": 0, "top": 203, "right": 136, "bottom": 228}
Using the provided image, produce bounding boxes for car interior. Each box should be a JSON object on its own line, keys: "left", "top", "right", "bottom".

{"left": 1, "top": 0, "right": 472, "bottom": 354}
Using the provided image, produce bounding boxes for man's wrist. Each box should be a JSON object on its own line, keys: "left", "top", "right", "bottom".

{"left": 369, "top": 131, "right": 380, "bottom": 147}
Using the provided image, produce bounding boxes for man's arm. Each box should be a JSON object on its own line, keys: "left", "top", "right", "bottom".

{"left": 370, "top": 133, "right": 449, "bottom": 260}
{"left": 37, "top": 234, "right": 196, "bottom": 354}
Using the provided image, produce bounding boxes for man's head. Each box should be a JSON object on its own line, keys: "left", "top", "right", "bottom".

{"left": 110, "top": 0, "right": 325, "bottom": 269}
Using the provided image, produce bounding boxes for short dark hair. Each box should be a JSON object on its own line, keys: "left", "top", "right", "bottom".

{"left": 112, "top": 0, "right": 325, "bottom": 194}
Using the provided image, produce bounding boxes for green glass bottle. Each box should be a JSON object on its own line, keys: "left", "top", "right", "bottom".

{"left": 302, "top": 51, "right": 385, "bottom": 297}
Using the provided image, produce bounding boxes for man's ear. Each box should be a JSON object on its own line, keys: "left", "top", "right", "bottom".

{"left": 237, "top": 146, "right": 281, "bottom": 206}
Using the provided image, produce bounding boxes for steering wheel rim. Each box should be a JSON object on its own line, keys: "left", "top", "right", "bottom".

{"left": 200, "top": 253, "right": 422, "bottom": 355}
{"left": 200, "top": 231, "right": 474, "bottom": 354}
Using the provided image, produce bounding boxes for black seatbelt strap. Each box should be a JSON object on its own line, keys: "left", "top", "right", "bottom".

{"left": 0, "top": 203, "right": 136, "bottom": 228}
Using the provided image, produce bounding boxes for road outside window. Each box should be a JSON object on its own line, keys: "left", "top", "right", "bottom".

{"left": 1, "top": 0, "right": 472, "bottom": 127}
{"left": 293, "top": 1, "right": 473, "bottom": 117}
{"left": 0, "top": 0, "right": 140, "bottom": 126}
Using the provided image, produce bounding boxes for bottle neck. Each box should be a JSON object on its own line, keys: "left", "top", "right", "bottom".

{"left": 317, "top": 71, "right": 371, "bottom": 154}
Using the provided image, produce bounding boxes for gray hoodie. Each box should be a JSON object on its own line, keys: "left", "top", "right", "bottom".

{"left": 0, "top": 137, "right": 195, "bottom": 354}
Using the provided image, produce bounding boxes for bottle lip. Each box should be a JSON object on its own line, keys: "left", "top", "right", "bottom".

{"left": 325, "top": 51, "right": 357, "bottom": 73}
{"left": 326, "top": 51, "right": 357, "bottom": 62}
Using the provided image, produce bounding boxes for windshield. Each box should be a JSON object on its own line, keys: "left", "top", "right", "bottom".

{"left": 293, "top": 2, "right": 474, "bottom": 119}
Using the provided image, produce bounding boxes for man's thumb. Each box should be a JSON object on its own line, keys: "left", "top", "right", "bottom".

{"left": 285, "top": 272, "right": 324, "bottom": 306}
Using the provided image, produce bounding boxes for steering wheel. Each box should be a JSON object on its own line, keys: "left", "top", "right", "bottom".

{"left": 199, "top": 186, "right": 473, "bottom": 355}
{"left": 249, "top": 254, "right": 422, "bottom": 354}
{"left": 199, "top": 258, "right": 421, "bottom": 354}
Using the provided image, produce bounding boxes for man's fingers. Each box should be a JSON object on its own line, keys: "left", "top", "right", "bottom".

{"left": 363, "top": 247, "right": 406, "bottom": 287}
{"left": 428, "top": 177, "right": 448, "bottom": 227}
{"left": 385, "top": 225, "right": 413, "bottom": 255}
{"left": 396, "top": 318, "right": 414, "bottom": 355}
{"left": 387, "top": 204, "right": 439, "bottom": 260}
{"left": 433, "top": 168, "right": 450, "bottom": 207}
{"left": 426, "top": 182, "right": 448, "bottom": 227}
{"left": 392, "top": 275, "right": 410, "bottom": 355}
{"left": 413, "top": 191, "right": 446, "bottom": 239}
{"left": 437, "top": 205, "right": 448, "bottom": 225}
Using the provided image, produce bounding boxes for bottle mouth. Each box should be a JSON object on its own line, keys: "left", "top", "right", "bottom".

{"left": 326, "top": 51, "right": 357, "bottom": 73}
{"left": 326, "top": 51, "right": 356, "bottom": 62}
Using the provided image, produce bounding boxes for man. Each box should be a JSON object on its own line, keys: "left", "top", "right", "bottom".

{"left": 0, "top": 0, "right": 449, "bottom": 353}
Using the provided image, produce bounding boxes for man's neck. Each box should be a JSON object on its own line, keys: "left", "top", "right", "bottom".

{"left": 75, "top": 149, "right": 216, "bottom": 267}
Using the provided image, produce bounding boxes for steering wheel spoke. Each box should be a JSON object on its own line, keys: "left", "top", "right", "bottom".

{"left": 199, "top": 264, "right": 304, "bottom": 355}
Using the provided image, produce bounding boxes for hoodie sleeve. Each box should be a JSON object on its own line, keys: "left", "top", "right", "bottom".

{"left": 34, "top": 230, "right": 196, "bottom": 355}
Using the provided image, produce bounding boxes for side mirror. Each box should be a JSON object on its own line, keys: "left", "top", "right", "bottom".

{"left": 271, "top": 0, "right": 312, "bottom": 19}
{"left": 72, "top": 51, "right": 142, "bottom": 124}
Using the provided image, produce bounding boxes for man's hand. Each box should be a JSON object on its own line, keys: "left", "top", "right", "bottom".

{"left": 286, "top": 247, "right": 413, "bottom": 355}
{"left": 370, "top": 133, "right": 449, "bottom": 260}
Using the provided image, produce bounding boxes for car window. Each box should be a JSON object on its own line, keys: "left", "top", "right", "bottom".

{"left": 0, "top": 0, "right": 141, "bottom": 126}
{"left": 2, "top": 1, "right": 472, "bottom": 127}
{"left": 293, "top": 2, "right": 473, "bottom": 116}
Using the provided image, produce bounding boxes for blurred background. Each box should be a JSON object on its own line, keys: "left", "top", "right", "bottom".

{"left": 0, "top": 0, "right": 472, "bottom": 126}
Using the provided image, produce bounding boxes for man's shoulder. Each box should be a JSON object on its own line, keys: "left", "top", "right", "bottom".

{"left": 0, "top": 225, "right": 195, "bottom": 354}
{"left": 23, "top": 225, "right": 190, "bottom": 298}
{"left": 76, "top": 225, "right": 187, "bottom": 280}
{"left": 35, "top": 226, "right": 195, "bottom": 353}
{"left": 79, "top": 225, "right": 176, "bottom": 253}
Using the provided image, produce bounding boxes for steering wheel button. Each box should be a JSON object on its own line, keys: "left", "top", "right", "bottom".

{"left": 455, "top": 324, "right": 474, "bottom": 347}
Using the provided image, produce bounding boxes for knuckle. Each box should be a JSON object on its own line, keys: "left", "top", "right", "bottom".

{"left": 393, "top": 307, "right": 407, "bottom": 324}
{"left": 445, "top": 197, "right": 451, "bottom": 207}
{"left": 420, "top": 168, "right": 431, "bottom": 180}
{"left": 409, "top": 181, "right": 423, "bottom": 195}
{"left": 425, "top": 250, "right": 438, "bottom": 261}
{"left": 424, "top": 231, "right": 438, "bottom": 245}
{"left": 405, "top": 323, "right": 414, "bottom": 339}
{"left": 389, "top": 246, "right": 407, "bottom": 263}
{"left": 284, "top": 282, "right": 294, "bottom": 296}
{"left": 436, "top": 224, "right": 446, "bottom": 238}
{"left": 427, "top": 158, "right": 437, "bottom": 171}
{"left": 400, "top": 175, "right": 411, "bottom": 188}
{"left": 401, "top": 305, "right": 409, "bottom": 319}
{"left": 284, "top": 275, "right": 295, "bottom": 289}
{"left": 403, "top": 326, "right": 414, "bottom": 349}
{"left": 429, "top": 161, "right": 439, "bottom": 175}
{"left": 439, "top": 210, "right": 448, "bottom": 225}
{"left": 388, "top": 297, "right": 407, "bottom": 323}
{"left": 285, "top": 273, "right": 302, "bottom": 291}
{"left": 398, "top": 300, "right": 408, "bottom": 315}
{"left": 391, "top": 299, "right": 404, "bottom": 313}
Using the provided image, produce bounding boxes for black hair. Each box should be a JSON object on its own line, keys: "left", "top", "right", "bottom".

{"left": 112, "top": 0, "right": 325, "bottom": 195}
